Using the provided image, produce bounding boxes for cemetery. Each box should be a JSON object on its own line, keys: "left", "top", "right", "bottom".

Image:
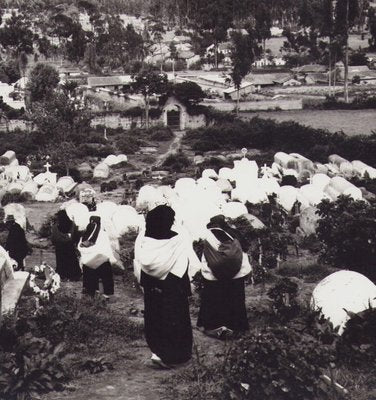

{"left": 0, "top": 116, "right": 376, "bottom": 399}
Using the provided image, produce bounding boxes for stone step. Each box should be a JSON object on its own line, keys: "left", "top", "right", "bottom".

{"left": 1, "top": 271, "right": 29, "bottom": 316}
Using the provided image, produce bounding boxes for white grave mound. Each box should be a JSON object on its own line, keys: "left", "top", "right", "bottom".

{"left": 197, "top": 177, "right": 217, "bottom": 190}
{"left": 34, "top": 172, "right": 57, "bottom": 185}
{"left": 259, "top": 177, "right": 280, "bottom": 196}
{"left": 299, "top": 206, "right": 319, "bottom": 236}
{"left": 221, "top": 202, "right": 248, "bottom": 219}
{"left": 299, "top": 184, "right": 327, "bottom": 206}
{"left": 8, "top": 182, "right": 24, "bottom": 195}
{"left": 93, "top": 163, "right": 110, "bottom": 179}
{"left": 328, "top": 154, "right": 348, "bottom": 167}
{"left": 296, "top": 192, "right": 310, "bottom": 211}
{"left": 112, "top": 205, "right": 145, "bottom": 236}
{"left": 242, "top": 213, "right": 265, "bottom": 229}
{"left": 117, "top": 154, "right": 128, "bottom": 163}
{"left": 339, "top": 161, "right": 354, "bottom": 178}
{"left": 35, "top": 183, "right": 59, "bottom": 202}
{"left": 174, "top": 178, "right": 196, "bottom": 199}
{"left": 63, "top": 201, "right": 90, "bottom": 231}
{"left": 56, "top": 176, "right": 77, "bottom": 194}
{"left": 0, "top": 151, "right": 16, "bottom": 165}
{"left": 324, "top": 163, "right": 339, "bottom": 176}
{"left": 193, "top": 155, "right": 204, "bottom": 165}
{"left": 202, "top": 168, "right": 218, "bottom": 179}
{"left": 96, "top": 201, "right": 119, "bottom": 222}
{"left": 278, "top": 186, "right": 298, "bottom": 212}
{"left": 4, "top": 166, "right": 31, "bottom": 182}
{"left": 313, "top": 162, "right": 328, "bottom": 175}
{"left": 4, "top": 203, "right": 26, "bottom": 230}
{"left": 289, "top": 153, "right": 314, "bottom": 173}
{"left": 324, "top": 185, "right": 341, "bottom": 201}
{"left": 218, "top": 167, "right": 234, "bottom": 181}
{"left": 103, "top": 154, "right": 119, "bottom": 166}
{"left": 246, "top": 184, "right": 269, "bottom": 205}
{"left": 311, "top": 270, "right": 376, "bottom": 335}
{"left": 21, "top": 180, "right": 39, "bottom": 200}
{"left": 274, "top": 152, "right": 294, "bottom": 169}
{"left": 351, "top": 160, "right": 369, "bottom": 177}
{"left": 312, "top": 174, "right": 330, "bottom": 190}
{"left": 328, "top": 176, "right": 362, "bottom": 200}
{"left": 282, "top": 168, "right": 298, "bottom": 178}
{"left": 136, "top": 185, "right": 165, "bottom": 211}
{"left": 216, "top": 178, "right": 233, "bottom": 193}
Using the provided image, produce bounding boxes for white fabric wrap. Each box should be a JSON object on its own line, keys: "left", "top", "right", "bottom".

{"left": 134, "top": 231, "right": 201, "bottom": 282}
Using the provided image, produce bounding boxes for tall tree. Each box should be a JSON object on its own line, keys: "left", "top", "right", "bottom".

{"left": 131, "top": 69, "right": 168, "bottom": 129}
{"left": 27, "top": 63, "right": 60, "bottom": 104}
{"left": 230, "top": 31, "right": 260, "bottom": 113}
{"left": 335, "top": 0, "right": 359, "bottom": 103}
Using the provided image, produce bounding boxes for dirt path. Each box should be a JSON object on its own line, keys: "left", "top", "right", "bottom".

{"left": 155, "top": 130, "right": 185, "bottom": 167}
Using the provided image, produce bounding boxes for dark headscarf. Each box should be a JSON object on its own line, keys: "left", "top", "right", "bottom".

{"left": 145, "top": 205, "right": 177, "bottom": 240}
{"left": 81, "top": 216, "right": 101, "bottom": 245}
{"left": 56, "top": 210, "right": 73, "bottom": 234}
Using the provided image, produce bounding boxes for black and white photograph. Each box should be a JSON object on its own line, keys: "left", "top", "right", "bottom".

{"left": 0, "top": 0, "right": 376, "bottom": 399}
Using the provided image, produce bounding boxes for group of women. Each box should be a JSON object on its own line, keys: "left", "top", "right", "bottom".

{"left": 134, "top": 205, "right": 251, "bottom": 369}
{"left": 51, "top": 210, "right": 116, "bottom": 298}
{"left": 51, "top": 204, "right": 251, "bottom": 369}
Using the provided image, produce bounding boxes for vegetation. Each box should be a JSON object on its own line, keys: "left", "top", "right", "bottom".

{"left": 184, "top": 117, "right": 376, "bottom": 167}
{"left": 316, "top": 196, "right": 376, "bottom": 282}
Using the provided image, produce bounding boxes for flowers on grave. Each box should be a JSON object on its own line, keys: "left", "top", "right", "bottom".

{"left": 29, "top": 263, "right": 61, "bottom": 301}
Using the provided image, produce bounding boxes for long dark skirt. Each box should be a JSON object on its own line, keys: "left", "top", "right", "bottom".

{"left": 142, "top": 270, "right": 192, "bottom": 365}
{"left": 82, "top": 262, "right": 114, "bottom": 296}
{"left": 55, "top": 243, "right": 81, "bottom": 281}
{"left": 197, "top": 277, "right": 248, "bottom": 332}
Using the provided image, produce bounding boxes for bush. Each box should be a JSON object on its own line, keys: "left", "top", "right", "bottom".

{"left": 150, "top": 127, "right": 174, "bottom": 141}
{"left": 222, "top": 326, "right": 332, "bottom": 400}
{"left": 316, "top": 196, "right": 376, "bottom": 282}
{"left": 162, "top": 152, "right": 191, "bottom": 172}
{"left": 1, "top": 192, "right": 28, "bottom": 206}
{"left": 76, "top": 143, "right": 115, "bottom": 158}
{"left": 38, "top": 214, "right": 56, "bottom": 238}
{"left": 115, "top": 135, "right": 140, "bottom": 154}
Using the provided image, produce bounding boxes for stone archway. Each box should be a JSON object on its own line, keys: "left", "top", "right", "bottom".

{"left": 166, "top": 105, "right": 181, "bottom": 129}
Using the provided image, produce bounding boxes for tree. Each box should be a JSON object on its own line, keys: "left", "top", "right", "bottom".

{"left": 84, "top": 42, "right": 100, "bottom": 73}
{"left": 132, "top": 69, "right": 168, "bottom": 129}
{"left": 29, "top": 91, "right": 90, "bottom": 142}
{"left": 65, "top": 22, "right": 88, "bottom": 64}
{"left": 18, "top": 51, "right": 28, "bottom": 79}
{"left": 27, "top": 64, "right": 60, "bottom": 103}
{"left": 368, "top": 7, "right": 376, "bottom": 50}
{"left": 316, "top": 196, "right": 376, "bottom": 282}
{"left": 230, "top": 31, "right": 259, "bottom": 113}
{"left": 169, "top": 81, "right": 205, "bottom": 106}
{"left": 0, "top": 12, "right": 34, "bottom": 56}
{"left": 169, "top": 41, "right": 179, "bottom": 78}
{"left": 149, "top": 20, "right": 166, "bottom": 71}
{"left": 47, "top": 140, "right": 78, "bottom": 176}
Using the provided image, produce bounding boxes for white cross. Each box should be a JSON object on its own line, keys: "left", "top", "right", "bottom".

{"left": 44, "top": 162, "right": 51, "bottom": 173}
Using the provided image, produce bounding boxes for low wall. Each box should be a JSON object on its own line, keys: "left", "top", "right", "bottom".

{"left": 90, "top": 114, "right": 161, "bottom": 129}
{"left": 205, "top": 99, "right": 303, "bottom": 112}
{"left": 0, "top": 120, "right": 32, "bottom": 132}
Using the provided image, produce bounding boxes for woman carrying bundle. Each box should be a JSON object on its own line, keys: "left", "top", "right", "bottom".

{"left": 197, "top": 215, "right": 251, "bottom": 338}
{"left": 134, "top": 205, "right": 198, "bottom": 369}
{"left": 51, "top": 210, "right": 81, "bottom": 281}
{"left": 78, "top": 215, "right": 116, "bottom": 298}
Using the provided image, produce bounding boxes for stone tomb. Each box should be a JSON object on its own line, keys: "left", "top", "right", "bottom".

{"left": 0, "top": 247, "right": 29, "bottom": 322}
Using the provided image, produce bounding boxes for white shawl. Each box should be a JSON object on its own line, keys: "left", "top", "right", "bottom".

{"left": 134, "top": 231, "right": 200, "bottom": 282}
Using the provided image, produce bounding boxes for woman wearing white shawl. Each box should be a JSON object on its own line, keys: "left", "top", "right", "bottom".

{"left": 134, "top": 205, "right": 195, "bottom": 368}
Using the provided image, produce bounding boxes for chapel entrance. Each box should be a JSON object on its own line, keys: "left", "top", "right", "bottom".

{"left": 167, "top": 109, "right": 181, "bottom": 129}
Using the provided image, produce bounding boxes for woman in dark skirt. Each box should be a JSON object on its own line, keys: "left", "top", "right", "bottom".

{"left": 197, "top": 215, "right": 251, "bottom": 338}
{"left": 134, "top": 205, "right": 195, "bottom": 368}
{"left": 51, "top": 210, "right": 81, "bottom": 281}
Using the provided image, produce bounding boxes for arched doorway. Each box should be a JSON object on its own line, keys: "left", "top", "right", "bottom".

{"left": 166, "top": 106, "right": 181, "bottom": 129}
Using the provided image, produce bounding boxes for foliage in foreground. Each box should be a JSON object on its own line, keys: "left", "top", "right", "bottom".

{"left": 316, "top": 196, "right": 376, "bottom": 282}
{"left": 0, "top": 293, "right": 143, "bottom": 399}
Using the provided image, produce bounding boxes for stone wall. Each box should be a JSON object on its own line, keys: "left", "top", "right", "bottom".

{"left": 90, "top": 114, "right": 161, "bottom": 130}
{"left": 205, "top": 99, "right": 303, "bottom": 112}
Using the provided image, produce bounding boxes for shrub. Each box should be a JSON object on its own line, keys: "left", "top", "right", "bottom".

{"left": 222, "top": 326, "right": 332, "bottom": 400}
{"left": 150, "top": 127, "right": 174, "bottom": 141}
{"left": 162, "top": 152, "right": 191, "bottom": 172}
{"left": 316, "top": 196, "right": 376, "bottom": 282}
{"left": 38, "top": 214, "right": 56, "bottom": 238}
{"left": 1, "top": 192, "right": 27, "bottom": 206}
{"left": 267, "top": 278, "right": 299, "bottom": 320}
{"left": 115, "top": 135, "right": 140, "bottom": 154}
